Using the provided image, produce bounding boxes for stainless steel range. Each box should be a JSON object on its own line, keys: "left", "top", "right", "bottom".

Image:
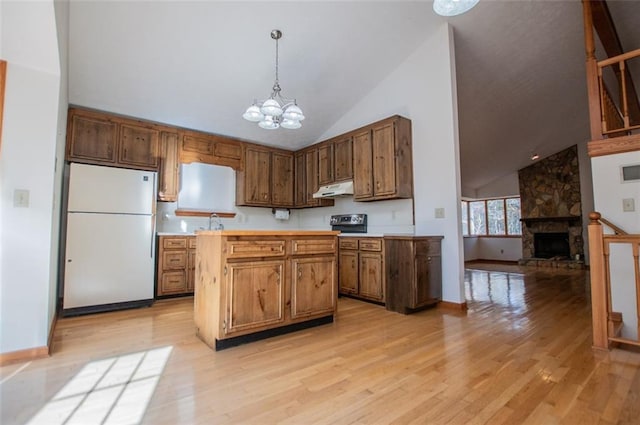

{"left": 330, "top": 214, "right": 367, "bottom": 233}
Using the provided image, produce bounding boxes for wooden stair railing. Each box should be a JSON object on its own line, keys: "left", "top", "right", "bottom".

{"left": 598, "top": 49, "right": 640, "bottom": 136}
{"left": 583, "top": 1, "right": 640, "bottom": 157}
{"left": 588, "top": 212, "right": 640, "bottom": 350}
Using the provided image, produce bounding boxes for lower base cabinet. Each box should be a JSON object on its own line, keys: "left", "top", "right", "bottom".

{"left": 194, "top": 231, "right": 338, "bottom": 350}
{"left": 338, "top": 237, "right": 385, "bottom": 303}
{"left": 338, "top": 235, "right": 443, "bottom": 313}
{"left": 384, "top": 236, "right": 443, "bottom": 314}
{"left": 156, "top": 235, "right": 196, "bottom": 297}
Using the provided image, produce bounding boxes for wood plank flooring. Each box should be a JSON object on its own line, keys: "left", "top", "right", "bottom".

{"left": 2, "top": 265, "right": 640, "bottom": 424}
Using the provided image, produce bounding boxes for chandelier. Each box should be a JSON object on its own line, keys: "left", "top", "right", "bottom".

{"left": 243, "top": 29, "right": 305, "bottom": 130}
{"left": 433, "top": 0, "right": 479, "bottom": 17}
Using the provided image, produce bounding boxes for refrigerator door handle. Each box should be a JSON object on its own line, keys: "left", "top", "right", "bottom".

{"left": 150, "top": 214, "right": 156, "bottom": 259}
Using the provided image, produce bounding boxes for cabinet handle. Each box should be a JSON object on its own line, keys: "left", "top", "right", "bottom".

{"left": 298, "top": 266, "right": 302, "bottom": 279}
{"left": 124, "top": 148, "right": 128, "bottom": 158}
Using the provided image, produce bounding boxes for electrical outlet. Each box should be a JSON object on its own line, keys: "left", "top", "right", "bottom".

{"left": 622, "top": 198, "right": 635, "bottom": 212}
{"left": 13, "top": 189, "right": 30, "bottom": 208}
{"left": 435, "top": 208, "right": 445, "bottom": 219}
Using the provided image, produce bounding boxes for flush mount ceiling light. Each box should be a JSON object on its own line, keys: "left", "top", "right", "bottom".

{"left": 531, "top": 153, "right": 540, "bottom": 161}
{"left": 433, "top": 0, "right": 479, "bottom": 16}
{"left": 243, "top": 29, "right": 305, "bottom": 130}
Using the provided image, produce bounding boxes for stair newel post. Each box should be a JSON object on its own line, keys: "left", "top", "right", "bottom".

{"left": 588, "top": 211, "right": 609, "bottom": 350}
{"left": 582, "top": 0, "right": 604, "bottom": 140}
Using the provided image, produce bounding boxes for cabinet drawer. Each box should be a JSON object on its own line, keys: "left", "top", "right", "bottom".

{"left": 160, "top": 272, "right": 187, "bottom": 293}
{"left": 163, "top": 251, "right": 187, "bottom": 269}
{"left": 339, "top": 238, "right": 358, "bottom": 250}
{"left": 163, "top": 237, "right": 187, "bottom": 249}
{"left": 226, "top": 240, "right": 286, "bottom": 259}
{"left": 416, "top": 240, "right": 441, "bottom": 256}
{"left": 359, "top": 238, "right": 382, "bottom": 251}
{"left": 188, "top": 237, "right": 197, "bottom": 249}
{"left": 292, "top": 238, "right": 336, "bottom": 255}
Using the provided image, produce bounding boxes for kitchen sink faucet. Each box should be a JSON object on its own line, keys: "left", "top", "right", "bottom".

{"left": 209, "top": 213, "right": 224, "bottom": 230}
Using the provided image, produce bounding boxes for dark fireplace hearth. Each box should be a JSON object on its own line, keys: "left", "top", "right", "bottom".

{"left": 534, "top": 232, "right": 570, "bottom": 259}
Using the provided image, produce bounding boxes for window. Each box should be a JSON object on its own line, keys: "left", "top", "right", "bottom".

{"left": 469, "top": 201, "right": 487, "bottom": 235}
{"left": 461, "top": 197, "right": 521, "bottom": 236}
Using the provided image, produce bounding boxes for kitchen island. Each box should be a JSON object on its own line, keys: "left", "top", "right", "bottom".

{"left": 194, "top": 230, "right": 339, "bottom": 350}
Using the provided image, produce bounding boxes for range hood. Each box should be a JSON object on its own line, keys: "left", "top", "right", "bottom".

{"left": 312, "top": 181, "right": 354, "bottom": 198}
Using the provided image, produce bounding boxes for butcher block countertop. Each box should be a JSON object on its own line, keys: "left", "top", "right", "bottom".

{"left": 195, "top": 230, "right": 340, "bottom": 236}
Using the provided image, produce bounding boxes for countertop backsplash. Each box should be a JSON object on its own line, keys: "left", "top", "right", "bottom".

{"left": 156, "top": 197, "right": 416, "bottom": 236}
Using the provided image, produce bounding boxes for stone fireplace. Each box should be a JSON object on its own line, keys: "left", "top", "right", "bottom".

{"left": 518, "top": 146, "right": 584, "bottom": 268}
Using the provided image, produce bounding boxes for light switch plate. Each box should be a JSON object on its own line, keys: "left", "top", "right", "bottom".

{"left": 435, "top": 207, "right": 445, "bottom": 219}
{"left": 622, "top": 198, "right": 635, "bottom": 212}
{"left": 13, "top": 189, "right": 30, "bottom": 208}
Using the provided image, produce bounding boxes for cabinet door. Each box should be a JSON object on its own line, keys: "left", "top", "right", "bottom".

{"left": 414, "top": 254, "right": 441, "bottom": 308}
{"left": 334, "top": 136, "right": 353, "bottom": 182}
{"left": 187, "top": 249, "right": 196, "bottom": 292}
{"left": 371, "top": 122, "right": 396, "bottom": 196}
{"left": 305, "top": 149, "right": 319, "bottom": 206}
{"left": 294, "top": 151, "right": 306, "bottom": 207}
{"left": 353, "top": 130, "right": 373, "bottom": 199}
{"left": 226, "top": 260, "right": 285, "bottom": 334}
{"left": 244, "top": 148, "right": 272, "bottom": 204}
{"left": 338, "top": 251, "right": 358, "bottom": 295}
{"left": 318, "top": 143, "right": 334, "bottom": 185}
{"left": 158, "top": 131, "right": 179, "bottom": 202}
{"left": 67, "top": 113, "right": 118, "bottom": 164}
{"left": 271, "top": 151, "right": 294, "bottom": 206}
{"left": 359, "top": 252, "right": 384, "bottom": 302}
{"left": 118, "top": 124, "right": 160, "bottom": 169}
{"left": 291, "top": 256, "right": 336, "bottom": 319}
{"left": 160, "top": 271, "right": 188, "bottom": 295}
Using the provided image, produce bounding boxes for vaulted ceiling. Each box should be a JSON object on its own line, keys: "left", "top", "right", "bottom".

{"left": 67, "top": 1, "right": 640, "bottom": 193}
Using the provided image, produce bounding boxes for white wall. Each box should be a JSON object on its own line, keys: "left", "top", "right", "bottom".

{"left": 316, "top": 24, "right": 465, "bottom": 304}
{"left": 0, "top": 1, "right": 63, "bottom": 354}
{"left": 475, "top": 172, "right": 519, "bottom": 199}
{"left": 592, "top": 150, "right": 640, "bottom": 339}
{"left": 463, "top": 237, "right": 523, "bottom": 262}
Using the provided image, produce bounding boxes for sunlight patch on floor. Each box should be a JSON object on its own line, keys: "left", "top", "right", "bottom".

{"left": 27, "top": 346, "right": 173, "bottom": 425}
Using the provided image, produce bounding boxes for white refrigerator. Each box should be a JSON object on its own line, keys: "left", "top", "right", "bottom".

{"left": 63, "top": 163, "right": 156, "bottom": 315}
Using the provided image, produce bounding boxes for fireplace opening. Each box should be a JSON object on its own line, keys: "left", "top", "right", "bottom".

{"left": 534, "top": 232, "right": 570, "bottom": 259}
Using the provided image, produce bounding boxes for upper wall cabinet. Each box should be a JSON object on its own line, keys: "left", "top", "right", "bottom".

{"left": 179, "top": 131, "right": 243, "bottom": 170}
{"left": 333, "top": 135, "right": 353, "bottom": 182}
{"left": 236, "top": 145, "right": 294, "bottom": 208}
{"left": 316, "top": 136, "right": 353, "bottom": 187}
{"left": 294, "top": 147, "right": 334, "bottom": 209}
{"left": 353, "top": 116, "right": 413, "bottom": 202}
{"left": 158, "top": 131, "right": 179, "bottom": 202}
{"left": 66, "top": 108, "right": 159, "bottom": 171}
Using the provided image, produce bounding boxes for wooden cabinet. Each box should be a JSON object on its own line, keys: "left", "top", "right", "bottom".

{"left": 338, "top": 237, "right": 385, "bottom": 303}
{"left": 293, "top": 147, "right": 334, "bottom": 208}
{"left": 194, "top": 231, "right": 338, "bottom": 350}
{"left": 316, "top": 136, "right": 352, "bottom": 186}
{"left": 179, "top": 132, "right": 243, "bottom": 170}
{"left": 236, "top": 146, "right": 294, "bottom": 208}
{"left": 291, "top": 256, "right": 336, "bottom": 319}
{"left": 66, "top": 108, "right": 159, "bottom": 171}
{"left": 118, "top": 123, "right": 159, "bottom": 168}
{"left": 226, "top": 260, "right": 285, "bottom": 334}
{"left": 158, "top": 131, "right": 179, "bottom": 202}
{"left": 271, "top": 151, "right": 294, "bottom": 206}
{"left": 353, "top": 116, "right": 413, "bottom": 201}
{"left": 66, "top": 110, "right": 118, "bottom": 164}
{"left": 384, "top": 236, "right": 443, "bottom": 314}
{"left": 156, "top": 235, "right": 196, "bottom": 297}
{"left": 318, "top": 143, "right": 334, "bottom": 185}
{"left": 333, "top": 135, "right": 353, "bottom": 182}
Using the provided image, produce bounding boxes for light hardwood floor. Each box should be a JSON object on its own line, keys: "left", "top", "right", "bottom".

{"left": 2, "top": 265, "right": 639, "bottom": 424}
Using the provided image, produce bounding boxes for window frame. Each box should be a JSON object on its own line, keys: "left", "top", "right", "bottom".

{"left": 461, "top": 197, "right": 522, "bottom": 238}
